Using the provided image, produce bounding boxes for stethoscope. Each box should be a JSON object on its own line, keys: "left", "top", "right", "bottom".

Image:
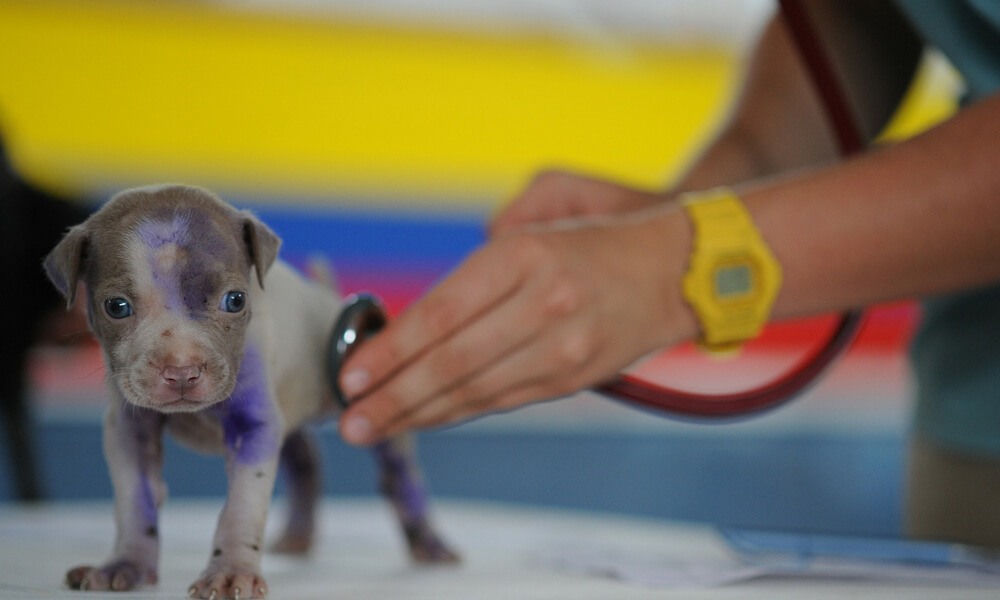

{"left": 328, "top": 0, "right": 867, "bottom": 419}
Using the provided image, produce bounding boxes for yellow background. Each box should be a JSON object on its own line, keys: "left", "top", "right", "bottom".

{"left": 0, "top": 0, "right": 956, "bottom": 208}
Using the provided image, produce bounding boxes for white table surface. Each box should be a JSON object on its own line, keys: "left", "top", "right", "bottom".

{"left": 1, "top": 499, "right": 997, "bottom": 599}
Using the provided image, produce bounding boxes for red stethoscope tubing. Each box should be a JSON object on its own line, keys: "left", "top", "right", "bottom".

{"left": 597, "top": 0, "right": 867, "bottom": 418}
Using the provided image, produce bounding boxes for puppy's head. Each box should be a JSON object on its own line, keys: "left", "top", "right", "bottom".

{"left": 44, "top": 185, "right": 280, "bottom": 413}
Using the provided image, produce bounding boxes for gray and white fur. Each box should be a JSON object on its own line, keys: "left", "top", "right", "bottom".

{"left": 44, "top": 185, "right": 457, "bottom": 600}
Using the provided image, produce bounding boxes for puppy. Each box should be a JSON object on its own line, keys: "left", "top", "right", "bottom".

{"left": 44, "top": 185, "right": 457, "bottom": 599}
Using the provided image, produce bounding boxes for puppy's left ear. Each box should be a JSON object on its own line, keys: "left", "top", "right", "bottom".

{"left": 241, "top": 211, "right": 281, "bottom": 288}
{"left": 44, "top": 224, "right": 89, "bottom": 309}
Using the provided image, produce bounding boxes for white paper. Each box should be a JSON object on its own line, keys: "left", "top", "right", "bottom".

{"left": 535, "top": 544, "right": 1000, "bottom": 589}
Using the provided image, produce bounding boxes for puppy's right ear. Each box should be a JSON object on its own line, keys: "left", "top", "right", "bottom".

{"left": 44, "top": 225, "right": 89, "bottom": 309}
{"left": 241, "top": 211, "right": 281, "bottom": 289}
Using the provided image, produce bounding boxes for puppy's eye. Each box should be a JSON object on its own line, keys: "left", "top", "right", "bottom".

{"left": 104, "top": 298, "right": 133, "bottom": 319}
{"left": 221, "top": 291, "right": 246, "bottom": 313}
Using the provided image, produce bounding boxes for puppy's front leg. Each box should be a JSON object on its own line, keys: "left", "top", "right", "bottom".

{"left": 271, "top": 428, "right": 321, "bottom": 555}
{"left": 189, "top": 349, "right": 282, "bottom": 600}
{"left": 65, "top": 401, "right": 165, "bottom": 591}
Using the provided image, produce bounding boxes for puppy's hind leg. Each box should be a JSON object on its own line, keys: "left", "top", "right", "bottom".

{"left": 270, "top": 428, "right": 321, "bottom": 555}
{"left": 374, "top": 434, "right": 459, "bottom": 563}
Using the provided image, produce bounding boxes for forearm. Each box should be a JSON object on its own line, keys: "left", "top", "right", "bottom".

{"left": 672, "top": 2, "right": 921, "bottom": 195}
{"left": 739, "top": 93, "right": 1000, "bottom": 319}
{"left": 671, "top": 17, "right": 840, "bottom": 193}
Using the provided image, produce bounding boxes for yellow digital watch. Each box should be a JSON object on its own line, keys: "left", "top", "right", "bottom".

{"left": 681, "top": 188, "right": 782, "bottom": 354}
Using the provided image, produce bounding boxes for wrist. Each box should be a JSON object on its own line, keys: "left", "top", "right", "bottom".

{"left": 634, "top": 206, "right": 700, "bottom": 348}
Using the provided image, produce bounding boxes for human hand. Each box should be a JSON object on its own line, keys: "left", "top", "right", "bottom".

{"left": 489, "top": 169, "right": 669, "bottom": 237}
{"left": 337, "top": 204, "right": 696, "bottom": 446}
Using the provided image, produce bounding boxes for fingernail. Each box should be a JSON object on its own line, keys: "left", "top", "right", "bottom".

{"left": 343, "top": 415, "right": 372, "bottom": 444}
{"left": 341, "top": 369, "right": 370, "bottom": 396}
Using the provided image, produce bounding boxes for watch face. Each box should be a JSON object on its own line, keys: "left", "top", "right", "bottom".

{"left": 713, "top": 260, "right": 756, "bottom": 301}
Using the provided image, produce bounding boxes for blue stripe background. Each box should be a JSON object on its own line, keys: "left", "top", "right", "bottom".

{"left": 250, "top": 204, "right": 487, "bottom": 274}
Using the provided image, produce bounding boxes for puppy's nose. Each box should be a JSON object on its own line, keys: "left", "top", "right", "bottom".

{"left": 161, "top": 364, "right": 203, "bottom": 391}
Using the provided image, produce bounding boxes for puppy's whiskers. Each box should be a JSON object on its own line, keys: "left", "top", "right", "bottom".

{"left": 229, "top": 378, "right": 250, "bottom": 399}
{"left": 84, "top": 364, "right": 108, "bottom": 380}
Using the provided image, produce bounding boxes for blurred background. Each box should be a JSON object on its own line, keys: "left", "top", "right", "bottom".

{"left": 0, "top": 0, "right": 961, "bottom": 537}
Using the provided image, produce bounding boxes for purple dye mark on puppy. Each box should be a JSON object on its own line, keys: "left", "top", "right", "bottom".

{"left": 136, "top": 210, "right": 235, "bottom": 318}
{"left": 174, "top": 210, "right": 234, "bottom": 318}
{"left": 180, "top": 258, "right": 219, "bottom": 319}
{"left": 137, "top": 475, "right": 158, "bottom": 536}
{"left": 113, "top": 402, "right": 162, "bottom": 536}
{"left": 374, "top": 441, "right": 428, "bottom": 523}
{"left": 218, "top": 345, "right": 279, "bottom": 465}
{"left": 137, "top": 212, "right": 191, "bottom": 249}
{"left": 137, "top": 215, "right": 191, "bottom": 312}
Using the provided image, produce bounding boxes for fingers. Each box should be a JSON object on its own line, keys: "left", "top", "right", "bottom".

{"left": 373, "top": 329, "right": 595, "bottom": 440}
{"left": 429, "top": 381, "right": 566, "bottom": 432}
{"left": 338, "top": 235, "right": 557, "bottom": 443}
{"left": 341, "top": 282, "right": 547, "bottom": 444}
{"left": 338, "top": 239, "right": 526, "bottom": 402}
{"left": 344, "top": 272, "right": 612, "bottom": 443}
{"left": 338, "top": 228, "right": 606, "bottom": 445}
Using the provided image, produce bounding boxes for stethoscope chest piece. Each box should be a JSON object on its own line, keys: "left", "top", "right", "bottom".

{"left": 326, "top": 293, "right": 389, "bottom": 409}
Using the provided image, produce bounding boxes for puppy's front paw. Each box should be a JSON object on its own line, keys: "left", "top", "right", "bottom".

{"left": 188, "top": 569, "right": 268, "bottom": 599}
{"left": 65, "top": 560, "right": 157, "bottom": 591}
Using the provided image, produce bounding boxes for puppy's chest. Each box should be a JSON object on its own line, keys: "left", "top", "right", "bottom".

{"left": 165, "top": 412, "right": 227, "bottom": 454}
